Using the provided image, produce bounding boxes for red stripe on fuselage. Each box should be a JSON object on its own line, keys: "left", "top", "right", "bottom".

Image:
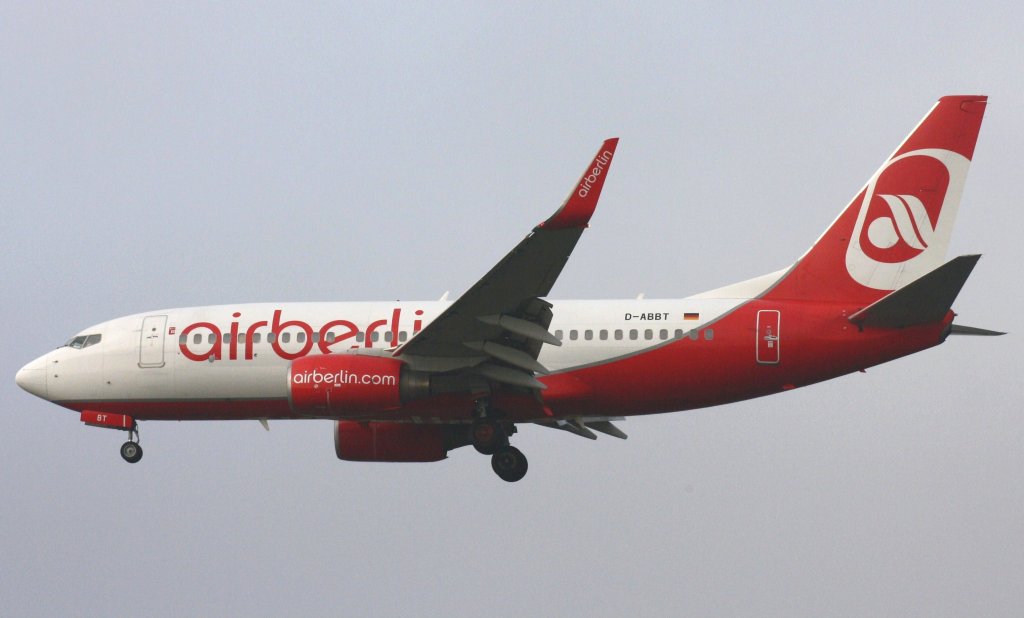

{"left": 57, "top": 398, "right": 294, "bottom": 421}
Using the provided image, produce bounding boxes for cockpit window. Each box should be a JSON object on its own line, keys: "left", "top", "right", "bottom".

{"left": 65, "top": 334, "right": 102, "bottom": 349}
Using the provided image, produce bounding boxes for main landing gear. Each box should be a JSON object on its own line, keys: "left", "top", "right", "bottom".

{"left": 120, "top": 423, "right": 143, "bottom": 464}
{"left": 490, "top": 445, "right": 528, "bottom": 483}
{"left": 472, "top": 406, "right": 528, "bottom": 482}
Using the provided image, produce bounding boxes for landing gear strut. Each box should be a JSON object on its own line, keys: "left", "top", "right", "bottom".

{"left": 120, "top": 423, "right": 143, "bottom": 464}
{"left": 473, "top": 400, "right": 527, "bottom": 482}
{"left": 471, "top": 419, "right": 508, "bottom": 455}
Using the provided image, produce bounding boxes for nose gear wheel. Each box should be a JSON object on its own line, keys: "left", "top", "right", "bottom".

{"left": 120, "top": 422, "right": 143, "bottom": 463}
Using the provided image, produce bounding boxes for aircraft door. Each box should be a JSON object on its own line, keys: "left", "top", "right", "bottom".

{"left": 756, "top": 310, "right": 780, "bottom": 364}
{"left": 139, "top": 315, "right": 167, "bottom": 368}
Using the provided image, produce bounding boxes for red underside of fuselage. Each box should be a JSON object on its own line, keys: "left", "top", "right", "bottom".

{"left": 58, "top": 302, "right": 951, "bottom": 424}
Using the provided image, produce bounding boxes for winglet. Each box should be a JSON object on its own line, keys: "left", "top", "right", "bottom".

{"left": 538, "top": 138, "right": 619, "bottom": 230}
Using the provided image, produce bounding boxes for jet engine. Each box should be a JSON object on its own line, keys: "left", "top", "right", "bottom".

{"left": 334, "top": 420, "right": 470, "bottom": 462}
{"left": 288, "top": 354, "right": 429, "bottom": 417}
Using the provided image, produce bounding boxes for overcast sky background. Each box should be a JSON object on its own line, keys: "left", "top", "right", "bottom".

{"left": 2, "top": 3, "right": 1022, "bottom": 616}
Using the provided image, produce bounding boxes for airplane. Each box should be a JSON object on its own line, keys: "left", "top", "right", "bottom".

{"left": 16, "top": 95, "right": 1002, "bottom": 482}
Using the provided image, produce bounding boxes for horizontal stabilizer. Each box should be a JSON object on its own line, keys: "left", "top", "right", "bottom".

{"left": 849, "top": 255, "right": 980, "bottom": 329}
{"left": 949, "top": 324, "right": 1006, "bottom": 336}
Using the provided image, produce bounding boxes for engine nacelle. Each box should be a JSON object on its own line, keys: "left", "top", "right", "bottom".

{"left": 288, "top": 354, "right": 429, "bottom": 417}
{"left": 335, "top": 421, "right": 451, "bottom": 462}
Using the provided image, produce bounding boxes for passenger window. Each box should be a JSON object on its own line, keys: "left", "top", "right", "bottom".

{"left": 208, "top": 333, "right": 216, "bottom": 345}
{"left": 326, "top": 332, "right": 336, "bottom": 343}
{"left": 660, "top": 329, "right": 668, "bottom": 340}
{"left": 267, "top": 333, "right": 277, "bottom": 343}
{"left": 222, "top": 333, "right": 230, "bottom": 344}
{"left": 384, "top": 331, "right": 393, "bottom": 343}
{"left": 644, "top": 329, "right": 653, "bottom": 340}
{"left": 584, "top": 330, "right": 593, "bottom": 341}
{"left": 674, "top": 329, "right": 683, "bottom": 338}
{"left": 555, "top": 330, "right": 564, "bottom": 340}
{"left": 371, "top": 332, "right": 380, "bottom": 342}
{"left": 253, "top": 333, "right": 262, "bottom": 344}
{"left": 237, "top": 333, "right": 245, "bottom": 343}
{"left": 193, "top": 334, "right": 201, "bottom": 345}
{"left": 704, "top": 329, "right": 714, "bottom": 341}
{"left": 180, "top": 334, "right": 188, "bottom": 345}
{"left": 356, "top": 332, "right": 365, "bottom": 343}
{"left": 614, "top": 329, "right": 623, "bottom": 341}
{"left": 599, "top": 329, "right": 608, "bottom": 341}
{"left": 282, "top": 332, "right": 291, "bottom": 344}
{"left": 629, "top": 329, "right": 638, "bottom": 340}
{"left": 296, "top": 332, "right": 306, "bottom": 343}
{"left": 399, "top": 331, "right": 408, "bottom": 342}
{"left": 689, "top": 330, "right": 699, "bottom": 341}
{"left": 569, "top": 330, "right": 578, "bottom": 341}
{"left": 312, "top": 333, "right": 320, "bottom": 343}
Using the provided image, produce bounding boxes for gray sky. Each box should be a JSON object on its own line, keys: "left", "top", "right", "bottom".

{"left": 2, "top": 3, "right": 1021, "bottom": 616}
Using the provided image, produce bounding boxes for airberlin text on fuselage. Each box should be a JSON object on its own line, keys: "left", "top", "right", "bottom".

{"left": 178, "top": 308, "right": 423, "bottom": 362}
{"left": 576, "top": 149, "right": 613, "bottom": 198}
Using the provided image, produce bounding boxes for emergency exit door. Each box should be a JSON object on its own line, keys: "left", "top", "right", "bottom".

{"left": 756, "top": 310, "right": 780, "bottom": 364}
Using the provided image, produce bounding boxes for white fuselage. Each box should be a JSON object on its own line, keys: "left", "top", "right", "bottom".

{"left": 20, "top": 288, "right": 760, "bottom": 410}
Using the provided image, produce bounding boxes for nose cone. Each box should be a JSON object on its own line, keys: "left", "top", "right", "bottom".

{"left": 16, "top": 354, "right": 48, "bottom": 400}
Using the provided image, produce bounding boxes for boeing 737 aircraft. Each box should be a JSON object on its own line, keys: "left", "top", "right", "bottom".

{"left": 16, "top": 95, "right": 1001, "bottom": 481}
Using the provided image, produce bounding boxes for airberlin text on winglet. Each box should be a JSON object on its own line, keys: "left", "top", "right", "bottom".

{"left": 178, "top": 307, "right": 423, "bottom": 362}
{"left": 577, "top": 148, "right": 614, "bottom": 198}
{"left": 538, "top": 137, "right": 618, "bottom": 231}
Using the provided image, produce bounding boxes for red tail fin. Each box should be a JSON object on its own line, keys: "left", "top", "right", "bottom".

{"left": 765, "top": 96, "right": 987, "bottom": 304}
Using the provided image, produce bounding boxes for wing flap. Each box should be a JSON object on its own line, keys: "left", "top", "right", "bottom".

{"left": 479, "top": 314, "right": 562, "bottom": 346}
{"left": 471, "top": 363, "right": 548, "bottom": 390}
{"left": 535, "top": 417, "right": 629, "bottom": 440}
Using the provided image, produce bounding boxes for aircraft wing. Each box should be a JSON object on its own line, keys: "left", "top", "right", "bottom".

{"left": 396, "top": 138, "right": 619, "bottom": 386}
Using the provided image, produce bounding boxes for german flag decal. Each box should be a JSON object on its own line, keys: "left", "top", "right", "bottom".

{"left": 683, "top": 312, "right": 699, "bottom": 321}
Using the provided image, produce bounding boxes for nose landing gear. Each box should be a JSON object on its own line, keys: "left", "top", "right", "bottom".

{"left": 80, "top": 412, "right": 143, "bottom": 464}
{"left": 120, "top": 423, "right": 143, "bottom": 464}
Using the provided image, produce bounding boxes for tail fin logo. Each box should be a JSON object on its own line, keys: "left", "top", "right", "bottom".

{"left": 846, "top": 148, "right": 970, "bottom": 290}
{"left": 867, "top": 193, "right": 935, "bottom": 255}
